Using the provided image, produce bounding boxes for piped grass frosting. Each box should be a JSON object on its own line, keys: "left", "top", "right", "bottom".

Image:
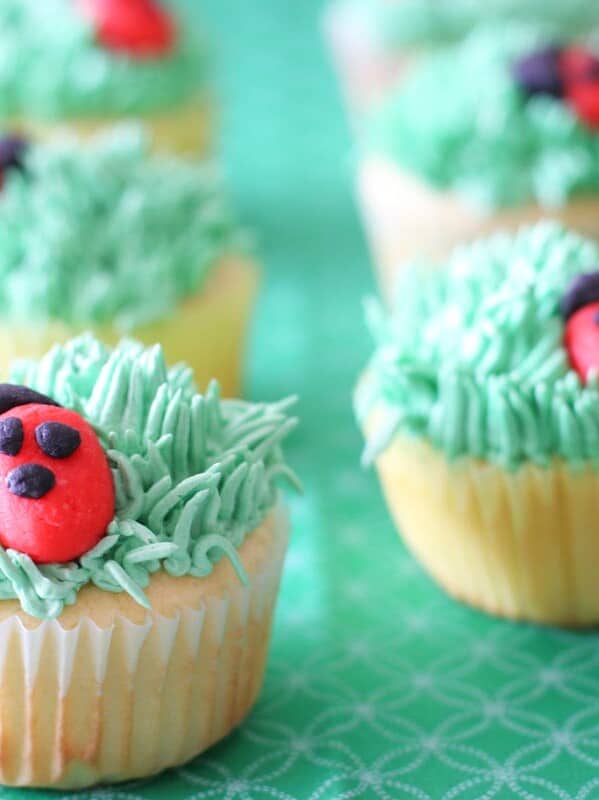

{"left": 0, "top": 335, "right": 298, "bottom": 619}
{"left": 356, "top": 223, "right": 599, "bottom": 469}
{"left": 366, "top": 0, "right": 599, "bottom": 50}
{"left": 0, "top": 128, "right": 243, "bottom": 329}
{"left": 0, "top": 0, "right": 206, "bottom": 120}
{"left": 369, "top": 26, "right": 599, "bottom": 210}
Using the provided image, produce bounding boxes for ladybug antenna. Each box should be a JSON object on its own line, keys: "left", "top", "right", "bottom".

{"left": 0, "top": 385, "right": 60, "bottom": 416}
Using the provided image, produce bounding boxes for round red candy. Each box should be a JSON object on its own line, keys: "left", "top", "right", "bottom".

{"left": 76, "top": 0, "right": 176, "bottom": 58}
{"left": 566, "top": 80, "right": 599, "bottom": 129}
{"left": 564, "top": 300, "right": 599, "bottom": 382}
{"left": 560, "top": 46, "right": 599, "bottom": 84}
{"left": 559, "top": 46, "right": 599, "bottom": 129}
{"left": 0, "top": 404, "right": 114, "bottom": 563}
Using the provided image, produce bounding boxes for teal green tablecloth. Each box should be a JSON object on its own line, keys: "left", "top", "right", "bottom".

{"left": 6, "top": 2, "right": 599, "bottom": 799}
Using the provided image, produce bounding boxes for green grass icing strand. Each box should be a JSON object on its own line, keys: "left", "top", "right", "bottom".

{"left": 0, "top": 128, "right": 244, "bottom": 329}
{"left": 369, "top": 26, "right": 599, "bottom": 210}
{"left": 365, "top": 0, "right": 599, "bottom": 49}
{"left": 0, "top": 335, "right": 298, "bottom": 619}
{"left": 356, "top": 223, "right": 599, "bottom": 470}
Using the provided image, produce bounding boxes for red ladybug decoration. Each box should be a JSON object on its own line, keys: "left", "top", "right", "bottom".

{"left": 0, "top": 385, "right": 115, "bottom": 564}
{"left": 514, "top": 44, "right": 599, "bottom": 130}
{"left": 75, "top": 0, "right": 176, "bottom": 59}
{"left": 564, "top": 302, "right": 599, "bottom": 382}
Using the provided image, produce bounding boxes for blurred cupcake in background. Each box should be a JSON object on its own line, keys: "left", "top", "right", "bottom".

{"left": 356, "top": 222, "right": 599, "bottom": 626}
{"left": 0, "top": 0, "right": 210, "bottom": 156}
{"left": 324, "top": 0, "right": 599, "bottom": 115}
{"left": 0, "top": 334, "right": 298, "bottom": 787}
{"left": 358, "top": 26, "right": 599, "bottom": 298}
{"left": 0, "top": 127, "right": 258, "bottom": 396}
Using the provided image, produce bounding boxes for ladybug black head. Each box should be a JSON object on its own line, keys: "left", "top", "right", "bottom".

{"left": 0, "top": 385, "right": 70, "bottom": 500}
{"left": 560, "top": 271, "right": 599, "bottom": 320}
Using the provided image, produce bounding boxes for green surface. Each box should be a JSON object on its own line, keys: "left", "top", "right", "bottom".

{"left": 6, "top": 2, "right": 599, "bottom": 798}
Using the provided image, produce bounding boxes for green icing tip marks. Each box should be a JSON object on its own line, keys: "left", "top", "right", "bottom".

{"left": 369, "top": 26, "right": 599, "bottom": 210}
{"left": 0, "top": 0, "right": 206, "bottom": 119}
{"left": 362, "top": 0, "right": 599, "bottom": 50}
{"left": 3, "top": 334, "right": 299, "bottom": 619}
{"left": 356, "top": 222, "right": 599, "bottom": 470}
{"left": 0, "top": 127, "right": 245, "bottom": 329}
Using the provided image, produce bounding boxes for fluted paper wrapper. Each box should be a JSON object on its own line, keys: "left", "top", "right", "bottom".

{"left": 0, "top": 503, "right": 288, "bottom": 789}
{"left": 376, "top": 434, "right": 599, "bottom": 626}
{"left": 358, "top": 157, "right": 599, "bottom": 301}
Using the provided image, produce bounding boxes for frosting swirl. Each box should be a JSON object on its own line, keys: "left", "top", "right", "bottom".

{"left": 368, "top": 0, "right": 599, "bottom": 49}
{"left": 369, "top": 26, "right": 599, "bottom": 210}
{"left": 2, "top": 335, "right": 299, "bottom": 619}
{"left": 0, "top": 0, "right": 206, "bottom": 119}
{"left": 356, "top": 223, "right": 599, "bottom": 470}
{"left": 0, "top": 128, "right": 243, "bottom": 328}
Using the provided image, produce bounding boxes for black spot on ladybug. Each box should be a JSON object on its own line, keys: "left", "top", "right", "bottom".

{"left": 0, "top": 417, "right": 23, "bottom": 456}
{"left": 0, "top": 384, "right": 59, "bottom": 416}
{"left": 560, "top": 271, "right": 599, "bottom": 320}
{"left": 35, "top": 422, "right": 81, "bottom": 459}
{"left": 6, "top": 463, "right": 55, "bottom": 499}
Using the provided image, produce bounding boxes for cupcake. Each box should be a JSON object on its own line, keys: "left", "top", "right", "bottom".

{"left": 0, "top": 127, "right": 258, "bottom": 397}
{"left": 0, "top": 333, "right": 298, "bottom": 788}
{"left": 356, "top": 222, "right": 599, "bottom": 626}
{"left": 358, "top": 25, "right": 599, "bottom": 298}
{"left": 0, "top": 0, "right": 209, "bottom": 156}
{"left": 325, "top": 0, "right": 599, "bottom": 115}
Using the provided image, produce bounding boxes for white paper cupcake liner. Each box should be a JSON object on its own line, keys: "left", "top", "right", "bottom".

{"left": 0, "top": 502, "right": 288, "bottom": 789}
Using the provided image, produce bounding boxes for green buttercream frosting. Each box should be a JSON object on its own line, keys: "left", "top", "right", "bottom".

{"left": 356, "top": 223, "right": 599, "bottom": 471}
{"left": 0, "top": 0, "right": 206, "bottom": 119}
{"left": 2, "top": 334, "right": 299, "bottom": 619}
{"left": 369, "top": 26, "right": 599, "bottom": 210}
{"left": 0, "top": 128, "right": 243, "bottom": 329}
{"left": 362, "top": 0, "right": 599, "bottom": 49}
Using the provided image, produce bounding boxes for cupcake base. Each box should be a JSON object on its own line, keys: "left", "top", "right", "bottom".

{"left": 0, "top": 503, "right": 288, "bottom": 789}
{"left": 10, "top": 94, "right": 211, "bottom": 157}
{"left": 323, "top": 2, "right": 410, "bottom": 116}
{"left": 358, "top": 156, "right": 599, "bottom": 300}
{"left": 0, "top": 255, "right": 259, "bottom": 397}
{"left": 375, "top": 432, "right": 599, "bottom": 626}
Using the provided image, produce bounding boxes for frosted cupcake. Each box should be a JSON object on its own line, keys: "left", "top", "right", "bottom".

{"left": 359, "top": 26, "right": 599, "bottom": 297}
{"left": 0, "top": 0, "right": 209, "bottom": 156}
{"left": 325, "top": 0, "right": 599, "bottom": 114}
{"left": 0, "top": 128, "right": 257, "bottom": 397}
{"left": 356, "top": 222, "right": 599, "bottom": 626}
{"left": 0, "top": 333, "right": 298, "bottom": 788}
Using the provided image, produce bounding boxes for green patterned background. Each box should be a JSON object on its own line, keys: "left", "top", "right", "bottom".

{"left": 5, "top": 2, "right": 599, "bottom": 798}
